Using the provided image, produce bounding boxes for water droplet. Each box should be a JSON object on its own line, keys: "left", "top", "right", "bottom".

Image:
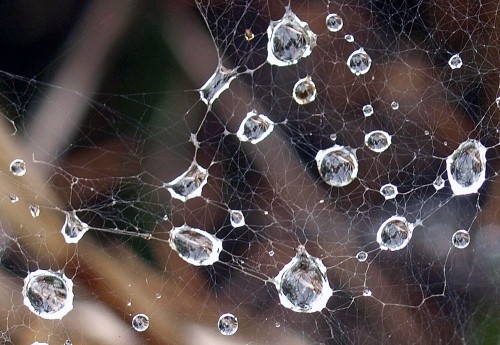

{"left": 244, "top": 28, "right": 255, "bottom": 41}
{"left": 380, "top": 183, "right": 398, "bottom": 200}
{"left": 9, "top": 194, "right": 19, "bottom": 203}
{"left": 218, "top": 313, "right": 238, "bottom": 336}
{"left": 356, "top": 251, "right": 368, "bottom": 262}
{"left": 452, "top": 230, "right": 470, "bottom": 249}
{"left": 347, "top": 48, "right": 372, "bottom": 75}
{"left": 316, "top": 145, "right": 358, "bottom": 187}
{"left": 325, "top": 13, "right": 343, "bottom": 32}
{"left": 330, "top": 133, "right": 337, "bottom": 141}
{"left": 64, "top": 340, "right": 72, "bottom": 345}
{"left": 169, "top": 225, "right": 223, "bottom": 266}
{"left": 362, "top": 288, "right": 372, "bottom": 297}
{"left": 365, "top": 130, "right": 391, "bottom": 153}
{"left": 446, "top": 139, "right": 486, "bottom": 195}
{"left": 448, "top": 54, "right": 463, "bottom": 69}
{"left": 275, "top": 322, "right": 281, "bottom": 328}
{"left": 433, "top": 176, "right": 445, "bottom": 190}
{"left": 199, "top": 65, "right": 237, "bottom": 106}
{"left": 424, "top": 130, "right": 430, "bottom": 136}
{"left": 274, "top": 246, "right": 333, "bottom": 313}
{"left": 61, "top": 211, "right": 90, "bottom": 244}
{"left": 230, "top": 210, "right": 245, "bottom": 227}
{"left": 127, "top": 301, "right": 132, "bottom": 307}
{"left": 266, "top": 6, "right": 317, "bottom": 66}
{"left": 362, "top": 104, "right": 374, "bottom": 117}
{"left": 29, "top": 205, "right": 40, "bottom": 218}
{"left": 156, "top": 293, "right": 162, "bottom": 299}
{"left": 376, "top": 216, "right": 414, "bottom": 251}
{"left": 10, "top": 159, "right": 26, "bottom": 176}
{"left": 496, "top": 96, "right": 500, "bottom": 108}
{"left": 22, "top": 269, "right": 74, "bottom": 320}
{"left": 391, "top": 101, "right": 399, "bottom": 110}
{"left": 236, "top": 110, "right": 274, "bottom": 144}
{"left": 269, "top": 250, "right": 275, "bottom": 256}
{"left": 344, "top": 34, "right": 354, "bottom": 42}
{"left": 292, "top": 76, "right": 317, "bottom": 105}
{"left": 132, "top": 313, "right": 150, "bottom": 332}
{"left": 165, "top": 162, "right": 209, "bottom": 201}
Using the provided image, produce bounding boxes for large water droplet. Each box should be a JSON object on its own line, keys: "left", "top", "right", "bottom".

{"left": 236, "top": 110, "right": 274, "bottom": 144}
{"left": 448, "top": 54, "right": 463, "bottom": 69}
{"left": 169, "top": 225, "right": 223, "bottom": 266}
{"left": 446, "top": 139, "right": 486, "bottom": 195}
{"left": 452, "top": 230, "right": 470, "bottom": 249}
{"left": 132, "top": 313, "right": 150, "bottom": 332}
{"left": 10, "top": 159, "right": 26, "bottom": 176}
{"left": 218, "top": 313, "right": 238, "bottom": 336}
{"left": 362, "top": 104, "right": 374, "bottom": 117}
{"left": 433, "top": 176, "right": 445, "bottom": 190}
{"left": 29, "top": 204, "right": 40, "bottom": 218}
{"left": 292, "top": 76, "right": 317, "bottom": 105}
{"left": 376, "top": 216, "right": 414, "bottom": 251}
{"left": 22, "top": 269, "right": 74, "bottom": 320}
{"left": 316, "top": 145, "right": 358, "bottom": 187}
{"left": 61, "top": 211, "right": 90, "bottom": 244}
{"left": 266, "top": 6, "right": 317, "bottom": 66}
{"left": 165, "top": 162, "right": 209, "bottom": 201}
{"left": 230, "top": 210, "right": 245, "bottom": 227}
{"left": 347, "top": 48, "right": 371, "bottom": 75}
{"left": 325, "top": 13, "right": 343, "bottom": 32}
{"left": 274, "top": 246, "right": 333, "bottom": 313}
{"left": 199, "top": 65, "right": 237, "bottom": 106}
{"left": 356, "top": 251, "right": 368, "bottom": 262}
{"left": 365, "top": 130, "right": 391, "bottom": 153}
{"left": 380, "top": 183, "right": 398, "bottom": 200}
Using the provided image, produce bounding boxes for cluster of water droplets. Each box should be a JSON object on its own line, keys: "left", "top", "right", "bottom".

{"left": 168, "top": 225, "right": 223, "bottom": 266}
{"left": 316, "top": 145, "right": 358, "bottom": 187}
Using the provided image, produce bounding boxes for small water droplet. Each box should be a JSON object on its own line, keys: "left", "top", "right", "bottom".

{"left": 330, "top": 133, "right": 337, "bottom": 141}
{"left": 31, "top": 342, "right": 48, "bottom": 345}
{"left": 22, "top": 269, "right": 74, "bottom": 320}
{"left": 325, "top": 13, "right": 343, "bottom": 32}
{"left": 169, "top": 225, "right": 223, "bottom": 266}
{"left": 347, "top": 48, "right": 371, "bottom": 75}
{"left": 274, "top": 246, "right": 333, "bottom": 313}
{"left": 244, "top": 28, "right": 255, "bottom": 41}
{"left": 230, "top": 210, "right": 245, "bottom": 227}
{"left": 218, "top": 313, "right": 238, "bottom": 336}
{"left": 269, "top": 250, "right": 275, "bottom": 257}
{"left": 362, "top": 288, "right": 372, "bottom": 297}
{"left": 292, "top": 76, "right": 317, "bottom": 105}
{"left": 446, "top": 139, "right": 486, "bottom": 195}
{"left": 29, "top": 205, "right": 40, "bottom": 218}
{"left": 452, "top": 230, "right": 470, "bottom": 249}
{"left": 390, "top": 101, "right": 399, "bottom": 110}
{"left": 344, "top": 34, "right": 354, "bottom": 42}
{"left": 316, "top": 145, "right": 358, "bottom": 187}
{"left": 9, "top": 194, "right": 19, "bottom": 203}
{"left": 424, "top": 130, "right": 430, "bottom": 136}
{"left": 61, "top": 211, "right": 89, "bottom": 244}
{"left": 365, "top": 130, "right": 391, "bottom": 153}
{"left": 156, "top": 293, "right": 162, "bottom": 299}
{"left": 266, "top": 6, "right": 317, "bottom": 66}
{"left": 496, "top": 96, "right": 500, "bottom": 108}
{"left": 380, "top": 183, "right": 398, "bottom": 200}
{"left": 132, "top": 313, "right": 150, "bottom": 332}
{"left": 64, "top": 340, "right": 72, "bottom": 345}
{"left": 376, "top": 216, "right": 414, "bottom": 251}
{"left": 199, "top": 65, "right": 238, "bottom": 106}
{"left": 448, "top": 54, "right": 463, "bottom": 69}
{"left": 356, "top": 251, "right": 368, "bottom": 262}
{"left": 127, "top": 301, "right": 132, "bottom": 307}
{"left": 275, "top": 321, "right": 281, "bottom": 328}
{"left": 237, "top": 110, "right": 274, "bottom": 144}
{"left": 165, "top": 162, "right": 209, "bottom": 201}
{"left": 10, "top": 159, "right": 26, "bottom": 176}
{"left": 362, "top": 104, "right": 374, "bottom": 117}
{"left": 433, "top": 176, "right": 445, "bottom": 190}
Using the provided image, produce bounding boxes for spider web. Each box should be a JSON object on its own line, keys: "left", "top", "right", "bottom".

{"left": 0, "top": 1, "right": 498, "bottom": 344}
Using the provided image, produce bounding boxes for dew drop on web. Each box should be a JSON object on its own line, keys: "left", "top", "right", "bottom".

{"left": 10, "top": 159, "right": 26, "bottom": 176}
{"left": 274, "top": 245, "right": 333, "bottom": 313}
{"left": 433, "top": 176, "right": 445, "bottom": 190}
{"left": 325, "top": 13, "right": 343, "bottom": 32}
{"left": 199, "top": 65, "right": 237, "bottom": 106}
{"left": 446, "top": 139, "right": 486, "bottom": 195}
{"left": 316, "top": 145, "right": 358, "bottom": 187}
{"left": 29, "top": 204, "right": 40, "bottom": 218}
{"left": 22, "top": 269, "right": 74, "bottom": 320}
{"left": 362, "top": 104, "right": 374, "bottom": 117}
{"left": 496, "top": 96, "right": 500, "bottom": 108}
{"left": 356, "top": 251, "right": 368, "bottom": 262}
{"left": 218, "top": 313, "right": 238, "bottom": 336}
{"left": 365, "top": 130, "right": 391, "bottom": 153}
{"left": 376, "top": 216, "right": 414, "bottom": 251}
{"left": 347, "top": 48, "right": 371, "bottom": 75}
{"left": 61, "top": 211, "right": 90, "bottom": 244}
{"left": 64, "top": 340, "right": 72, "bottom": 345}
{"left": 168, "top": 225, "right": 223, "bottom": 266}
{"left": 362, "top": 288, "right": 372, "bottom": 297}
{"left": 391, "top": 101, "right": 399, "bottom": 110}
{"left": 9, "top": 194, "right": 19, "bottom": 203}
{"left": 344, "top": 34, "right": 354, "bottom": 42}
{"left": 380, "top": 183, "right": 398, "bottom": 200}
{"left": 448, "top": 54, "right": 463, "bottom": 69}
{"left": 266, "top": 6, "right": 317, "bottom": 66}
{"left": 132, "top": 313, "right": 150, "bottom": 332}
{"left": 236, "top": 110, "right": 274, "bottom": 144}
{"left": 165, "top": 162, "right": 209, "bottom": 201}
{"left": 292, "top": 76, "right": 317, "bottom": 105}
{"left": 452, "top": 230, "right": 470, "bottom": 249}
{"left": 230, "top": 210, "right": 245, "bottom": 227}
